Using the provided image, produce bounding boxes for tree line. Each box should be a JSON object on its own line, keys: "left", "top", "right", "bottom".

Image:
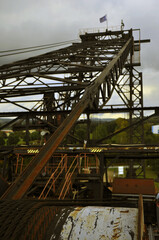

{"left": 1, "top": 117, "right": 159, "bottom": 146}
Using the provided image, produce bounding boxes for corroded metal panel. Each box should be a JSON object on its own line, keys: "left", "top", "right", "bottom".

{"left": 113, "top": 178, "right": 156, "bottom": 195}
{"left": 59, "top": 206, "right": 138, "bottom": 240}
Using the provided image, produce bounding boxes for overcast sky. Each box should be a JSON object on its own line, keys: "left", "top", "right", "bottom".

{"left": 0, "top": 0, "right": 158, "bottom": 109}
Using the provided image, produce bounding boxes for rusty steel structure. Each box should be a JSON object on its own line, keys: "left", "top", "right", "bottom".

{"left": 0, "top": 197, "right": 146, "bottom": 240}
{"left": 2, "top": 144, "right": 159, "bottom": 200}
{"left": 0, "top": 28, "right": 159, "bottom": 239}
{"left": 1, "top": 28, "right": 141, "bottom": 200}
{"left": 0, "top": 28, "right": 148, "bottom": 145}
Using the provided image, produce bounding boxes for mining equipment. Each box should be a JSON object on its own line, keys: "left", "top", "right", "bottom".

{"left": 0, "top": 27, "right": 159, "bottom": 239}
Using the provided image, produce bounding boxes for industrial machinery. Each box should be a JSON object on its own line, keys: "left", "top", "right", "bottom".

{"left": 0, "top": 27, "right": 158, "bottom": 239}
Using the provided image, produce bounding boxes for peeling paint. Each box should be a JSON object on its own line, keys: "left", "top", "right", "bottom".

{"left": 60, "top": 206, "right": 138, "bottom": 239}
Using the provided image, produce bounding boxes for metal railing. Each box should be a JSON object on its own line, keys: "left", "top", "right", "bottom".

{"left": 58, "top": 154, "right": 79, "bottom": 200}
{"left": 38, "top": 154, "right": 67, "bottom": 199}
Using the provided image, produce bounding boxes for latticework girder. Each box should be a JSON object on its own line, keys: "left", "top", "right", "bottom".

{"left": 1, "top": 29, "right": 134, "bottom": 199}
{"left": 0, "top": 29, "right": 141, "bottom": 146}
{"left": 0, "top": 30, "right": 132, "bottom": 114}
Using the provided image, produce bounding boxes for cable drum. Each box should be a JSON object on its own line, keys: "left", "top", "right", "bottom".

{"left": 0, "top": 200, "right": 139, "bottom": 240}
{"left": 0, "top": 200, "right": 65, "bottom": 240}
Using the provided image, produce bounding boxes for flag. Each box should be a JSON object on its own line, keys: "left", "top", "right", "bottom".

{"left": 99, "top": 15, "right": 107, "bottom": 23}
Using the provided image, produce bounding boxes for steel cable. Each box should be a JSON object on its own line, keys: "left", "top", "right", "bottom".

{"left": 0, "top": 39, "right": 79, "bottom": 57}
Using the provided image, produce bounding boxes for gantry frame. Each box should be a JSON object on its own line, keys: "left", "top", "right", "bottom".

{"left": 0, "top": 28, "right": 151, "bottom": 199}
{"left": 0, "top": 29, "right": 144, "bottom": 144}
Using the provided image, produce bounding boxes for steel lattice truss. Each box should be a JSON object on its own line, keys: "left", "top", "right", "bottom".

{"left": 0, "top": 27, "right": 153, "bottom": 200}
{"left": 0, "top": 30, "right": 133, "bottom": 124}
{"left": 0, "top": 28, "right": 146, "bottom": 146}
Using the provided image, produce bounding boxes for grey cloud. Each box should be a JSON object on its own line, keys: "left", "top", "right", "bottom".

{"left": 0, "top": 0, "right": 159, "bottom": 107}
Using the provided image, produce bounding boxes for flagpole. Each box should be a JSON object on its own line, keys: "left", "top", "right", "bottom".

{"left": 99, "top": 14, "right": 108, "bottom": 30}
{"left": 106, "top": 14, "right": 108, "bottom": 30}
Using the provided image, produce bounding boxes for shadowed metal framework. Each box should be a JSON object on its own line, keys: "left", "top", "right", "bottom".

{"left": 1, "top": 28, "right": 159, "bottom": 239}
{"left": 0, "top": 28, "right": 151, "bottom": 200}
{"left": 0, "top": 28, "right": 145, "bottom": 145}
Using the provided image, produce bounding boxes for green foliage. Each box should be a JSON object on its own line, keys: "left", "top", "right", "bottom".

{"left": 91, "top": 118, "right": 129, "bottom": 144}
{"left": 30, "top": 131, "right": 41, "bottom": 141}
{"left": 112, "top": 118, "right": 129, "bottom": 144}
{"left": 0, "top": 131, "right": 7, "bottom": 138}
{"left": 74, "top": 124, "right": 87, "bottom": 142}
{"left": 7, "top": 132, "right": 20, "bottom": 145}
{"left": 0, "top": 130, "right": 42, "bottom": 146}
{"left": 92, "top": 120, "right": 116, "bottom": 143}
{"left": 28, "top": 131, "right": 42, "bottom": 145}
{"left": 143, "top": 122, "right": 159, "bottom": 144}
{"left": 0, "top": 131, "right": 7, "bottom": 145}
{"left": 0, "top": 137, "right": 5, "bottom": 145}
{"left": 92, "top": 122, "right": 109, "bottom": 140}
{"left": 6, "top": 131, "right": 26, "bottom": 146}
{"left": 90, "top": 117, "right": 159, "bottom": 145}
{"left": 149, "top": 159, "right": 159, "bottom": 178}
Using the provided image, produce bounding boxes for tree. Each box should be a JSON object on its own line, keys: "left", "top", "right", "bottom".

{"left": 0, "top": 131, "right": 7, "bottom": 145}
{"left": 111, "top": 118, "right": 129, "bottom": 144}
{"left": 0, "top": 136, "right": 5, "bottom": 145}
{"left": 30, "top": 131, "right": 41, "bottom": 141}
{"left": 92, "top": 120, "right": 116, "bottom": 143}
{"left": 7, "top": 132, "right": 20, "bottom": 145}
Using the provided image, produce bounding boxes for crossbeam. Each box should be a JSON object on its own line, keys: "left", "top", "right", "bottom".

{"left": 1, "top": 35, "right": 133, "bottom": 199}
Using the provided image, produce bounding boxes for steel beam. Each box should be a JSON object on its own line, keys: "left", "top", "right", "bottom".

{"left": 1, "top": 36, "right": 133, "bottom": 199}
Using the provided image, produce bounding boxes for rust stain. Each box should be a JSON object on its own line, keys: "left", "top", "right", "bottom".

{"left": 113, "top": 178, "right": 155, "bottom": 195}
{"left": 113, "top": 226, "right": 121, "bottom": 239}
{"left": 113, "top": 221, "right": 120, "bottom": 225}
{"left": 113, "top": 233, "right": 121, "bottom": 239}
{"left": 120, "top": 210, "right": 129, "bottom": 213}
{"left": 60, "top": 206, "right": 138, "bottom": 239}
{"left": 99, "top": 235, "right": 106, "bottom": 239}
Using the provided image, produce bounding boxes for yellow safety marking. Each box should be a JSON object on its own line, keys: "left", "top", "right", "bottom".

{"left": 27, "top": 149, "right": 39, "bottom": 154}
{"left": 91, "top": 148, "right": 102, "bottom": 152}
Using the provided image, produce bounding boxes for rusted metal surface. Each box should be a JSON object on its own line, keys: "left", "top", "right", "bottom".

{"left": 59, "top": 206, "right": 138, "bottom": 239}
{"left": 138, "top": 195, "right": 144, "bottom": 240}
{"left": 0, "top": 199, "right": 149, "bottom": 240}
{"left": 0, "top": 200, "right": 60, "bottom": 240}
{"left": 112, "top": 178, "right": 156, "bottom": 195}
{"left": 1, "top": 35, "right": 133, "bottom": 200}
{"left": 0, "top": 175, "right": 8, "bottom": 197}
{"left": 157, "top": 204, "right": 159, "bottom": 229}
